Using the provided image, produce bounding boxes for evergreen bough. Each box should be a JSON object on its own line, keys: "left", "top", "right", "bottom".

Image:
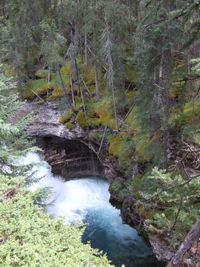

{"left": 0, "top": 174, "right": 112, "bottom": 267}
{"left": 0, "top": 67, "right": 112, "bottom": 266}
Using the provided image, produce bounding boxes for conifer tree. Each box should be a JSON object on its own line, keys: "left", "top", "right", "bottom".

{"left": 0, "top": 66, "right": 33, "bottom": 172}
{"left": 135, "top": 0, "right": 182, "bottom": 166}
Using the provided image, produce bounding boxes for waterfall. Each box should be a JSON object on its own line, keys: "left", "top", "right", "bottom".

{"left": 19, "top": 152, "right": 163, "bottom": 267}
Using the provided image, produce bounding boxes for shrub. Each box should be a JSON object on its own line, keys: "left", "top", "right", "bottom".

{"left": 0, "top": 174, "right": 112, "bottom": 267}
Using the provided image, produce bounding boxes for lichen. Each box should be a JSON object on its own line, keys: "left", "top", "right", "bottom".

{"left": 60, "top": 63, "right": 71, "bottom": 76}
{"left": 59, "top": 109, "right": 74, "bottom": 124}
{"left": 35, "top": 69, "right": 49, "bottom": 79}
{"left": 76, "top": 110, "right": 88, "bottom": 128}
{"left": 134, "top": 132, "right": 155, "bottom": 162}
{"left": 23, "top": 79, "right": 51, "bottom": 99}
{"left": 82, "top": 64, "right": 95, "bottom": 85}
{"left": 109, "top": 134, "right": 126, "bottom": 157}
{"left": 50, "top": 86, "right": 65, "bottom": 99}
{"left": 93, "top": 98, "right": 115, "bottom": 129}
{"left": 125, "top": 64, "right": 137, "bottom": 85}
{"left": 65, "top": 121, "right": 75, "bottom": 129}
{"left": 108, "top": 133, "right": 135, "bottom": 175}
{"left": 126, "top": 90, "right": 136, "bottom": 106}
{"left": 169, "top": 100, "right": 200, "bottom": 127}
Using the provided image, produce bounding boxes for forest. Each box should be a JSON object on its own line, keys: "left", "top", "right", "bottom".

{"left": 0, "top": 0, "right": 200, "bottom": 266}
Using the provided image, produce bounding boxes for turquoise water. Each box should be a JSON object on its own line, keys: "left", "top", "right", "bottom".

{"left": 22, "top": 153, "right": 164, "bottom": 267}
{"left": 82, "top": 208, "right": 163, "bottom": 267}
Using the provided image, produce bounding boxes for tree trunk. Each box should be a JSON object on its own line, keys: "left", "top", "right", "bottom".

{"left": 111, "top": 80, "right": 119, "bottom": 131}
{"left": 84, "top": 33, "right": 88, "bottom": 65}
{"left": 168, "top": 219, "right": 200, "bottom": 267}
{"left": 57, "top": 65, "right": 71, "bottom": 106}
{"left": 95, "top": 65, "right": 100, "bottom": 100}
{"left": 70, "top": 72, "right": 75, "bottom": 105}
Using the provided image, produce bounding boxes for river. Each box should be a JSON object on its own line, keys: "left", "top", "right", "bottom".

{"left": 20, "top": 152, "right": 164, "bottom": 267}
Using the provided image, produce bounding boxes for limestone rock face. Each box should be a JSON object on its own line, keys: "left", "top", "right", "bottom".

{"left": 22, "top": 102, "right": 84, "bottom": 139}
{"left": 16, "top": 101, "right": 106, "bottom": 180}
{"left": 17, "top": 101, "right": 169, "bottom": 263}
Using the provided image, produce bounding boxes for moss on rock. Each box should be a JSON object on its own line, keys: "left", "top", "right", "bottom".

{"left": 23, "top": 79, "right": 51, "bottom": 99}
{"left": 59, "top": 109, "right": 74, "bottom": 124}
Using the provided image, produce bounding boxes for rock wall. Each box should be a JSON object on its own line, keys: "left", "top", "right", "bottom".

{"left": 18, "top": 101, "right": 114, "bottom": 180}
{"left": 19, "top": 101, "right": 166, "bottom": 264}
{"left": 37, "top": 136, "right": 104, "bottom": 180}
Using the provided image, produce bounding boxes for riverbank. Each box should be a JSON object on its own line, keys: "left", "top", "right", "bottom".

{"left": 18, "top": 98, "right": 200, "bottom": 266}
{"left": 16, "top": 100, "right": 166, "bottom": 264}
{"left": 0, "top": 172, "right": 112, "bottom": 266}
{"left": 20, "top": 152, "right": 162, "bottom": 267}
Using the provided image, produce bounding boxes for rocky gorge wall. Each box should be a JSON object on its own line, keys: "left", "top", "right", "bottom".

{"left": 17, "top": 101, "right": 167, "bottom": 264}
{"left": 19, "top": 101, "right": 142, "bottom": 227}
{"left": 36, "top": 136, "right": 104, "bottom": 179}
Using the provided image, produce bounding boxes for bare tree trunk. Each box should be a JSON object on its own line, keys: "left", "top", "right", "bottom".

{"left": 57, "top": 65, "right": 70, "bottom": 106}
{"left": 159, "top": 46, "right": 172, "bottom": 168}
{"left": 168, "top": 219, "right": 200, "bottom": 267}
{"left": 70, "top": 72, "right": 75, "bottom": 105}
{"left": 81, "top": 78, "right": 91, "bottom": 97}
{"left": 79, "top": 81, "right": 86, "bottom": 116}
{"left": 93, "top": 0, "right": 100, "bottom": 100}
{"left": 47, "top": 66, "right": 51, "bottom": 99}
{"left": 111, "top": 80, "right": 119, "bottom": 131}
{"left": 84, "top": 32, "right": 88, "bottom": 65}
{"left": 95, "top": 65, "right": 100, "bottom": 100}
{"left": 102, "top": 22, "right": 119, "bottom": 131}
{"left": 98, "top": 126, "right": 108, "bottom": 155}
{"left": 47, "top": 66, "right": 51, "bottom": 84}
{"left": 73, "top": 57, "right": 87, "bottom": 117}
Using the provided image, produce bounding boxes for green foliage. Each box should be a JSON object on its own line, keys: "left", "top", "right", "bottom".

{"left": 0, "top": 65, "right": 111, "bottom": 267}
{"left": 122, "top": 108, "right": 163, "bottom": 164}
{"left": 191, "top": 58, "right": 200, "bottom": 75}
{"left": 23, "top": 79, "right": 51, "bottom": 99}
{"left": 40, "top": 20, "right": 66, "bottom": 69}
{"left": 65, "top": 122, "right": 76, "bottom": 130}
{"left": 0, "top": 23, "right": 11, "bottom": 61}
{"left": 182, "top": 126, "right": 200, "bottom": 146}
{"left": 92, "top": 98, "right": 115, "bottom": 129}
{"left": 35, "top": 69, "right": 49, "bottom": 79}
{"left": 108, "top": 133, "right": 134, "bottom": 175}
{"left": 0, "top": 174, "right": 112, "bottom": 267}
{"left": 109, "top": 179, "right": 129, "bottom": 203}
{"left": 169, "top": 101, "right": 200, "bottom": 128}
{"left": 59, "top": 90, "right": 116, "bottom": 130}
{"left": 126, "top": 90, "right": 136, "bottom": 106}
{"left": 60, "top": 109, "right": 74, "bottom": 124}
{"left": 135, "top": 168, "right": 200, "bottom": 248}
{"left": 76, "top": 111, "right": 88, "bottom": 128}
{"left": 183, "top": 101, "right": 200, "bottom": 122}
{"left": 81, "top": 64, "right": 96, "bottom": 86}
{"left": 0, "top": 66, "right": 34, "bottom": 167}
{"left": 0, "top": 1, "right": 49, "bottom": 83}
{"left": 1, "top": 0, "right": 200, "bottom": 255}
{"left": 75, "top": 109, "right": 100, "bottom": 129}
{"left": 23, "top": 62, "right": 73, "bottom": 100}
{"left": 125, "top": 64, "right": 137, "bottom": 87}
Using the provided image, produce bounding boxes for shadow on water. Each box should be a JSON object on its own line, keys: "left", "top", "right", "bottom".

{"left": 21, "top": 153, "right": 165, "bottom": 267}
{"left": 82, "top": 208, "right": 164, "bottom": 267}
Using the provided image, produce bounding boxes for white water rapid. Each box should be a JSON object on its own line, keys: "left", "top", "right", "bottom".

{"left": 19, "top": 152, "right": 163, "bottom": 267}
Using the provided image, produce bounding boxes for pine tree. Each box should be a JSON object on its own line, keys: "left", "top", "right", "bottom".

{"left": 134, "top": 0, "right": 185, "bottom": 166}
{"left": 0, "top": 65, "right": 33, "bottom": 172}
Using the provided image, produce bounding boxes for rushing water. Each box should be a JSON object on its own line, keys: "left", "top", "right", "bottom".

{"left": 21, "top": 152, "right": 164, "bottom": 267}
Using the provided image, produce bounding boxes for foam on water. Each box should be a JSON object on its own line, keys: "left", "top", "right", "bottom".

{"left": 20, "top": 152, "right": 163, "bottom": 267}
